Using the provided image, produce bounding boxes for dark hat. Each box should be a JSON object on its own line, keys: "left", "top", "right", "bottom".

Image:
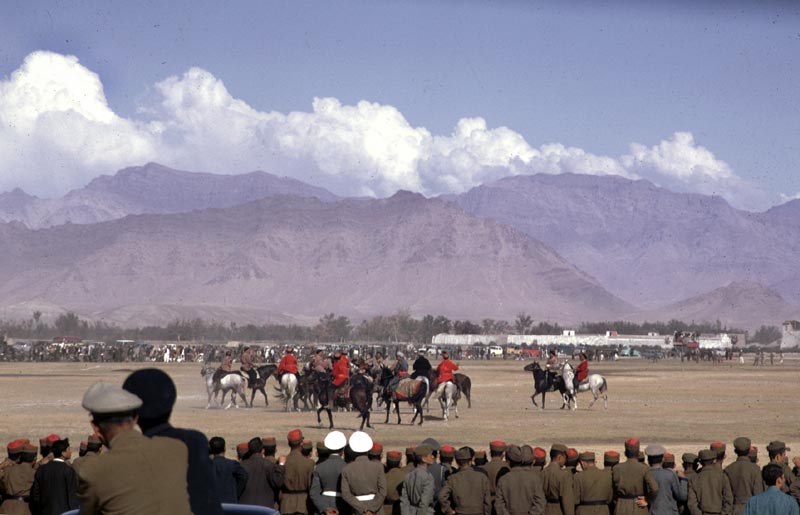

{"left": 521, "top": 445, "right": 534, "bottom": 465}
{"left": 88, "top": 434, "right": 102, "bottom": 445}
{"left": 440, "top": 445, "right": 455, "bottom": 458}
{"left": 733, "top": 437, "right": 751, "bottom": 453}
{"left": 638, "top": 450, "right": 645, "bottom": 462}
{"left": 682, "top": 453, "right": 698, "bottom": 464}
{"left": 767, "top": 441, "right": 789, "bottom": 453}
{"left": 489, "top": 440, "right": 506, "bottom": 452}
{"left": 122, "top": 369, "right": 177, "bottom": 419}
{"left": 420, "top": 438, "right": 441, "bottom": 452}
{"left": 301, "top": 439, "right": 313, "bottom": 451}
{"left": 387, "top": 451, "right": 402, "bottom": 462}
{"left": 603, "top": 450, "right": 620, "bottom": 465}
{"left": 405, "top": 446, "right": 416, "bottom": 457}
{"left": 748, "top": 446, "right": 758, "bottom": 459}
{"left": 663, "top": 453, "right": 675, "bottom": 466}
{"left": 624, "top": 438, "right": 640, "bottom": 454}
{"left": 39, "top": 437, "right": 48, "bottom": 447}
{"left": 287, "top": 429, "right": 303, "bottom": 444}
{"left": 23, "top": 444, "right": 38, "bottom": 455}
{"left": 82, "top": 381, "right": 142, "bottom": 415}
{"left": 316, "top": 441, "right": 328, "bottom": 452}
{"left": 506, "top": 444, "right": 523, "bottom": 463}
{"left": 414, "top": 445, "right": 433, "bottom": 459}
{"left": 79, "top": 441, "right": 88, "bottom": 453}
{"left": 551, "top": 443, "right": 568, "bottom": 454}
{"left": 262, "top": 436, "right": 277, "bottom": 447}
{"left": 455, "top": 448, "right": 472, "bottom": 461}
{"left": 579, "top": 451, "right": 595, "bottom": 461}
{"left": 645, "top": 445, "right": 666, "bottom": 457}
{"left": 474, "top": 450, "right": 486, "bottom": 460}
{"left": 699, "top": 449, "right": 717, "bottom": 462}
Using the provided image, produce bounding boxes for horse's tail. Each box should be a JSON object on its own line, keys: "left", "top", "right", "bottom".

{"left": 601, "top": 377, "right": 608, "bottom": 393}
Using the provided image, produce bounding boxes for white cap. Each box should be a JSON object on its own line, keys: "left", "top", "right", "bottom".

{"left": 349, "top": 431, "right": 373, "bottom": 453}
{"left": 324, "top": 431, "right": 346, "bottom": 451}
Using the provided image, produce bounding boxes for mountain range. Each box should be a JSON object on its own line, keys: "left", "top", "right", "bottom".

{"left": 0, "top": 163, "right": 796, "bottom": 329}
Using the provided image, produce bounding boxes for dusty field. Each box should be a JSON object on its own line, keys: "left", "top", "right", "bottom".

{"left": 1, "top": 357, "right": 798, "bottom": 465}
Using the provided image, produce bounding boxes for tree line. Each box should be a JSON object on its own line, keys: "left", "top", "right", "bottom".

{"left": 0, "top": 310, "right": 772, "bottom": 344}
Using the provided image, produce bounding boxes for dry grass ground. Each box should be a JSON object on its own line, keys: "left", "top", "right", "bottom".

{"left": 1, "top": 356, "right": 798, "bottom": 466}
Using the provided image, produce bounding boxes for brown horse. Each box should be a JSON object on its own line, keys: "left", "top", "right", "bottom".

{"left": 379, "top": 367, "right": 429, "bottom": 425}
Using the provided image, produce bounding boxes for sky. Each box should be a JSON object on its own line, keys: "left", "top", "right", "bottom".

{"left": 1, "top": 0, "right": 798, "bottom": 211}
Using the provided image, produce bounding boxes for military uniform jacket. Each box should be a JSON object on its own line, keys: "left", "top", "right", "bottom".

{"left": 611, "top": 460, "right": 658, "bottom": 515}
{"left": 439, "top": 465, "right": 491, "bottom": 515}
{"left": 30, "top": 459, "right": 79, "bottom": 515}
{"left": 485, "top": 459, "right": 510, "bottom": 496}
{"left": 723, "top": 458, "right": 762, "bottom": 515}
{"left": 386, "top": 468, "right": 408, "bottom": 515}
{"left": 401, "top": 466, "right": 435, "bottom": 515}
{"left": 686, "top": 467, "right": 732, "bottom": 515}
{"left": 0, "top": 462, "right": 35, "bottom": 515}
{"left": 341, "top": 456, "right": 387, "bottom": 515}
{"left": 310, "top": 455, "right": 349, "bottom": 515}
{"left": 240, "top": 454, "right": 285, "bottom": 508}
{"left": 76, "top": 430, "right": 192, "bottom": 515}
{"left": 573, "top": 467, "right": 612, "bottom": 515}
{"left": 71, "top": 452, "right": 100, "bottom": 477}
{"left": 282, "top": 450, "right": 315, "bottom": 515}
{"left": 542, "top": 462, "right": 575, "bottom": 515}
{"left": 648, "top": 468, "right": 687, "bottom": 515}
{"left": 144, "top": 423, "right": 224, "bottom": 515}
{"left": 495, "top": 466, "right": 545, "bottom": 515}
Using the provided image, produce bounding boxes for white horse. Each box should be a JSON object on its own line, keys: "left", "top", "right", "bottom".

{"left": 201, "top": 365, "right": 248, "bottom": 409}
{"left": 275, "top": 373, "right": 298, "bottom": 412}
{"left": 560, "top": 362, "right": 578, "bottom": 410}
{"left": 436, "top": 380, "right": 459, "bottom": 421}
{"left": 577, "top": 374, "right": 609, "bottom": 410}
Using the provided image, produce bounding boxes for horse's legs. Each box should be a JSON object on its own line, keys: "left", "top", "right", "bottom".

{"left": 417, "top": 401, "right": 424, "bottom": 425}
{"left": 240, "top": 388, "right": 248, "bottom": 408}
{"left": 316, "top": 406, "right": 324, "bottom": 426}
{"left": 384, "top": 397, "right": 391, "bottom": 424}
{"left": 395, "top": 400, "right": 402, "bottom": 425}
{"left": 260, "top": 387, "right": 269, "bottom": 407}
{"left": 249, "top": 388, "right": 256, "bottom": 408}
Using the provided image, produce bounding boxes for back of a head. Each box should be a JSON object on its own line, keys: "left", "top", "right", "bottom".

{"left": 51, "top": 439, "right": 69, "bottom": 458}
{"left": 762, "top": 463, "right": 784, "bottom": 486}
{"left": 248, "top": 437, "right": 264, "bottom": 456}
{"left": 209, "top": 437, "right": 226, "bottom": 455}
{"left": 122, "top": 368, "right": 177, "bottom": 427}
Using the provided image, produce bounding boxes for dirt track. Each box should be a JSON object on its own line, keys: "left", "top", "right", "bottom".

{"left": 1, "top": 357, "right": 798, "bottom": 465}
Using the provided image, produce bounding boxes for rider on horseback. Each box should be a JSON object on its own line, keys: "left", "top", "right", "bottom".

{"left": 411, "top": 350, "right": 432, "bottom": 379}
{"left": 309, "top": 348, "right": 331, "bottom": 374}
{"left": 434, "top": 350, "right": 459, "bottom": 396}
{"left": 277, "top": 347, "right": 299, "bottom": 382}
{"left": 388, "top": 351, "right": 408, "bottom": 390}
{"left": 574, "top": 352, "right": 589, "bottom": 390}
{"left": 213, "top": 351, "right": 234, "bottom": 383}
{"left": 240, "top": 346, "right": 259, "bottom": 386}
{"left": 331, "top": 350, "right": 350, "bottom": 400}
{"left": 545, "top": 349, "right": 559, "bottom": 389}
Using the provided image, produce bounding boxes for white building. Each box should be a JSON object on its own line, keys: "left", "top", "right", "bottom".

{"left": 782, "top": 321, "right": 800, "bottom": 349}
{"left": 432, "top": 331, "right": 738, "bottom": 350}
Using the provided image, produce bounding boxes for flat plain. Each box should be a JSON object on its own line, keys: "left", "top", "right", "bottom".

{"left": 1, "top": 356, "right": 798, "bottom": 465}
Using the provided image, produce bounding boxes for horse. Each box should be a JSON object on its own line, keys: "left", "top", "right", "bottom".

{"left": 349, "top": 373, "right": 374, "bottom": 431}
{"left": 275, "top": 373, "right": 299, "bottom": 412}
{"left": 378, "top": 367, "right": 429, "bottom": 425}
{"left": 454, "top": 373, "right": 472, "bottom": 408}
{"left": 311, "top": 371, "right": 337, "bottom": 429}
{"left": 435, "top": 380, "right": 459, "bottom": 421}
{"left": 248, "top": 364, "right": 277, "bottom": 408}
{"left": 577, "top": 373, "right": 609, "bottom": 410}
{"left": 201, "top": 365, "right": 248, "bottom": 409}
{"left": 559, "top": 361, "right": 577, "bottom": 410}
{"left": 523, "top": 361, "right": 572, "bottom": 410}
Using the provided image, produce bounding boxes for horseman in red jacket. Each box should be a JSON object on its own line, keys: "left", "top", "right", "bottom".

{"left": 332, "top": 350, "right": 350, "bottom": 387}
{"left": 574, "top": 352, "right": 589, "bottom": 390}
{"left": 434, "top": 350, "right": 459, "bottom": 397}
{"left": 277, "top": 347, "right": 299, "bottom": 381}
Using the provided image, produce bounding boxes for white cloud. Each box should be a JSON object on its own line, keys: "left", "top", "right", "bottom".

{"left": 0, "top": 51, "right": 763, "bottom": 209}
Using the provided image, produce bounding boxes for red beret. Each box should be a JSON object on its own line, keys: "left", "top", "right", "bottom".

{"left": 46, "top": 434, "right": 60, "bottom": 444}
{"left": 301, "top": 439, "right": 312, "bottom": 450}
{"left": 605, "top": 450, "right": 620, "bottom": 457}
{"left": 7, "top": 440, "right": 24, "bottom": 453}
{"left": 262, "top": 436, "right": 277, "bottom": 445}
{"left": 369, "top": 443, "right": 383, "bottom": 455}
{"left": 566, "top": 448, "right": 578, "bottom": 458}
{"left": 236, "top": 442, "right": 249, "bottom": 450}
{"left": 387, "top": 451, "right": 402, "bottom": 461}
{"left": 710, "top": 442, "right": 725, "bottom": 450}
{"left": 287, "top": 429, "right": 303, "bottom": 444}
{"left": 236, "top": 443, "right": 248, "bottom": 457}
{"left": 440, "top": 445, "right": 455, "bottom": 457}
{"left": 489, "top": 440, "right": 506, "bottom": 452}
{"left": 624, "top": 438, "right": 640, "bottom": 453}
{"left": 23, "top": 444, "right": 38, "bottom": 455}
{"left": 533, "top": 447, "right": 546, "bottom": 459}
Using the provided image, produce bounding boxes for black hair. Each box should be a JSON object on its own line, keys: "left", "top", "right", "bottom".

{"left": 248, "top": 437, "right": 264, "bottom": 455}
{"left": 624, "top": 450, "right": 638, "bottom": 459}
{"left": 51, "top": 439, "right": 69, "bottom": 458}
{"left": 647, "top": 455, "right": 663, "bottom": 466}
{"left": 209, "top": 437, "right": 226, "bottom": 455}
{"left": 550, "top": 449, "right": 565, "bottom": 460}
{"left": 762, "top": 463, "right": 784, "bottom": 486}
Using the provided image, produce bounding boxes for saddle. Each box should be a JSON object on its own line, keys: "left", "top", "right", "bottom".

{"left": 334, "top": 379, "right": 350, "bottom": 401}
{"left": 394, "top": 378, "right": 424, "bottom": 401}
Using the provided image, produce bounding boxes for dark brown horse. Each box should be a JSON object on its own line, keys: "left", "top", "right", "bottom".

{"left": 249, "top": 364, "right": 277, "bottom": 408}
{"left": 350, "top": 373, "right": 373, "bottom": 430}
{"left": 379, "top": 367, "right": 428, "bottom": 425}
{"left": 523, "top": 361, "right": 570, "bottom": 409}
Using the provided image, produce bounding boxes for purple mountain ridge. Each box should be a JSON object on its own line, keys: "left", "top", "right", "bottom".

{"left": 448, "top": 173, "right": 800, "bottom": 309}
{"left": 0, "top": 192, "right": 633, "bottom": 327}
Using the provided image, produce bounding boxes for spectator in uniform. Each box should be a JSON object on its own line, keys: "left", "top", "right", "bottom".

{"left": 310, "top": 431, "right": 349, "bottom": 515}
{"left": 341, "top": 432, "right": 387, "bottom": 515}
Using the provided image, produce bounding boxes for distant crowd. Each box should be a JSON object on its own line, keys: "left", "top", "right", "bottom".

{"left": 2, "top": 367, "right": 800, "bottom": 515}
